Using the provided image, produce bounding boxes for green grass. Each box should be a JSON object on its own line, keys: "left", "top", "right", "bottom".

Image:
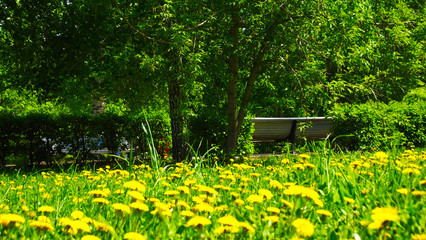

{"left": 0, "top": 149, "right": 425, "bottom": 239}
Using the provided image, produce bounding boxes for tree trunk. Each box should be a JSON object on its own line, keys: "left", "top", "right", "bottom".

{"left": 225, "top": 13, "right": 240, "bottom": 156}
{"left": 168, "top": 78, "right": 189, "bottom": 162}
{"left": 225, "top": 13, "right": 269, "bottom": 157}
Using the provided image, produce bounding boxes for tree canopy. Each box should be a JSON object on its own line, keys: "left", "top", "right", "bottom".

{"left": 1, "top": 0, "right": 424, "bottom": 160}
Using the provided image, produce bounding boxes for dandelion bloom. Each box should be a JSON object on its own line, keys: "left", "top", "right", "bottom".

{"left": 30, "top": 220, "right": 54, "bottom": 231}
{"left": 185, "top": 216, "right": 212, "bottom": 228}
{"left": 239, "top": 222, "right": 255, "bottom": 233}
{"left": 284, "top": 185, "right": 323, "bottom": 207}
{"left": 38, "top": 205, "right": 55, "bottom": 213}
{"left": 292, "top": 164, "right": 305, "bottom": 170}
{"left": 193, "top": 203, "right": 214, "bottom": 213}
{"left": 37, "top": 216, "right": 51, "bottom": 223}
{"left": 180, "top": 210, "right": 195, "bottom": 217}
{"left": 246, "top": 194, "right": 263, "bottom": 203}
{"left": 71, "top": 210, "right": 85, "bottom": 220}
{"left": 123, "top": 232, "right": 146, "bottom": 240}
{"left": 59, "top": 217, "right": 91, "bottom": 235}
{"left": 123, "top": 181, "right": 146, "bottom": 192}
{"left": 128, "top": 191, "right": 145, "bottom": 202}
{"left": 88, "top": 189, "right": 109, "bottom": 198}
{"left": 265, "top": 215, "right": 279, "bottom": 223}
{"left": 397, "top": 188, "right": 409, "bottom": 195}
{"left": 267, "top": 207, "right": 280, "bottom": 214}
{"left": 112, "top": 203, "right": 131, "bottom": 215}
{"left": 412, "top": 234, "right": 426, "bottom": 240}
{"left": 177, "top": 186, "right": 190, "bottom": 194}
{"left": 299, "top": 153, "right": 311, "bottom": 159}
{"left": 412, "top": 191, "right": 426, "bottom": 197}
{"left": 368, "top": 207, "right": 399, "bottom": 230}
{"left": 292, "top": 218, "right": 314, "bottom": 237}
{"left": 0, "top": 213, "right": 26, "bottom": 227}
{"left": 344, "top": 197, "right": 355, "bottom": 204}
{"left": 316, "top": 209, "right": 333, "bottom": 217}
{"left": 130, "top": 202, "right": 149, "bottom": 212}
{"left": 81, "top": 235, "right": 102, "bottom": 240}
{"left": 92, "top": 198, "right": 110, "bottom": 205}
{"left": 270, "top": 180, "right": 284, "bottom": 189}
{"left": 259, "top": 189, "right": 274, "bottom": 200}
{"left": 164, "top": 190, "right": 180, "bottom": 197}
{"left": 402, "top": 168, "right": 421, "bottom": 175}
{"left": 217, "top": 215, "right": 239, "bottom": 226}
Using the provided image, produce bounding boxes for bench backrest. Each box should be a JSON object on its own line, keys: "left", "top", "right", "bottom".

{"left": 252, "top": 117, "right": 332, "bottom": 142}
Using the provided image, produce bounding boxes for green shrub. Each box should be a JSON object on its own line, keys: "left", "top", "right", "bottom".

{"left": 331, "top": 92, "right": 426, "bottom": 150}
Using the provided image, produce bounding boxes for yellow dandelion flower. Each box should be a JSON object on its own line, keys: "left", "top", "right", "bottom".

{"left": 218, "top": 215, "right": 239, "bottom": 226}
{"left": 38, "top": 206, "right": 55, "bottom": 213}
{"left": 81, "top": 235, "right": 102, "bottom": 240}
{"left": 281, "top": 158, "right": 290, "bottom": 164}
{"left": 265, "top": 215, "right": 279, "bottom": 222}
{"left": 73, "top": 197, "right": 85, "bottom": 203}
{"left": 115, "top": 189, "right": 125, "bottom": 194}
{"left": 292, "top": 164, "right": 305, "bottom": 170}
{"left": 266, "top": 207, "right": 280, "bottom": 214}
{"left": 37, "top": 215, "right": 51, "bottom": 223}
{"left": 402, "top": 168, "right": 421, "bottom": 175}
{"left": 234, "top": 198, "right": 245, "bottom": 206}
{"left": 245, "top": 206, "right": 254, "bottom": 211}
{"left": 92, "top": 198, "right": 110, "bottom": 205}
{"left": 130, "top": 202, "right": 149, "bottom": 212}
{"left": 180, "top": 210, "right": 195, "bottom": 217}
{"left": 164, "top": 190, "right": 180, "bottom": 196}
{"left": 197, "top": 185, "right": 219, "bottom": 196}
{"left": 93, "top": 220, "right": 114, "bottom": 233}
{"left": 30, "top": 220, "right": 54, "bottom": 231}
{"left": 412, "top": 234, "right": 426, "bottom": 240}
{"left": 193, "top": 203, "right": 214, "bottom": 213}
{"left": 0, "top": 213, "right": 26, "bottom": 227}
{"left": 299, "top": 153, "right": 311, "bottom": 159}
{"left": 259, "top": 189, "right": 273, "bottom": 200}
{"left": 368, "top": 207, "right": 399, "bottom": 230}
{"left": 246, "top": 194, "right": 264, "bottom": 203}
{"left": 88, "top": 189, "right": 109, "bottom": 198}
{"left": 186, "top": 216, "right": 212, "bottom": 228}
{"left": 71, "top": 210, "right": 84, "bottom": 220}
{"left": 270, "top": 180, "right": 284, "bottom": 189}
{"left": 316, "top": 209, "right": 332, "bottom": 217}
{"left": 123, "top": 232, "right": 146, "bottom": 240}
{"left": 280, "top": 198, "right": 294, "bottom": 208}
{"left": 112, "top": 203, "right": 131, "bottom": 215}
{"left": 292, "top": 218, "right": 314, "bottom": 237}
{"left": 420, "top": 180, "right": 426, "bottom": 185}
{"left": 128, "top": 191, "right": 145, "bottom": 201}
{"left": 214, "top": 225, "right": 240, "bottom": 234}
{"left": 344, "top": 197, "right": 355, "bottom": 204}
{"left": 239, "top": 222, "right": 255, "bottom": 233}
{"left": 215, "top": 205, "right": 228, "bottom": 212}
{"left": 412, "top": 191, "right": 426, "bottom": 197}
{"left": 123, "top": 180, "right": 146, "bottom": 192}
{"left": 177, "top": 186, "right": 190, "bottom": 194}
{"left": 250, "top": 173, "right": 261, "bottom": 178}
{"left": 397, "top": 188, "right": 409, "bottom": 195}
{"left": 303, "top": 163, "right": 315, "bottom": 169}
{"left": 41, "top": 193, "right": 52, "bottom": 199}
{"left": 373, "top": 151, "right": 388, "bottom": 159}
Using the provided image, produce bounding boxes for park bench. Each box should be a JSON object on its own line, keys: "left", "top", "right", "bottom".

{"left": 251, "top": 117, "right": 333, "bottom": 153}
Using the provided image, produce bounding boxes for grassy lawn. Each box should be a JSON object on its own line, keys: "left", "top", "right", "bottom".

{"left": 0, "top": 149, "right": 425, "bottom": 239}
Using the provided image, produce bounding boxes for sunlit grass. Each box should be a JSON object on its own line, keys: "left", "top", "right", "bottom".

{"left": 0, "top": 149, "right": 425, "bottom": 239}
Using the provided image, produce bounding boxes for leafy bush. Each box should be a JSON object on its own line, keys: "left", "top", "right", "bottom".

{"left": 331, "top": 91, "right": 426, "bottom": 150}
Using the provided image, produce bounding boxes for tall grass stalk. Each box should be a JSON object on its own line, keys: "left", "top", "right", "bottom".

{"left": 141, "top": 115, "right": 161, "bottom": 180}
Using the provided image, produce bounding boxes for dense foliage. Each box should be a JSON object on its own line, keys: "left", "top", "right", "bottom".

{"left": 332, "top": 88, "right": 426, "bottom": 151}
{"left": 0, "top": 0, "right": 425, "bottom": 159}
